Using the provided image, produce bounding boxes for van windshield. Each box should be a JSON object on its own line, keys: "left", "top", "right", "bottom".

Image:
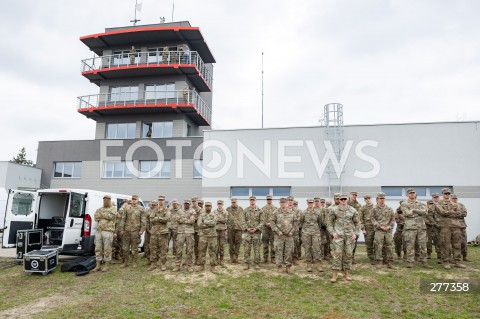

{"left": 69, "top": 193, "right": 85, "bottom": 218}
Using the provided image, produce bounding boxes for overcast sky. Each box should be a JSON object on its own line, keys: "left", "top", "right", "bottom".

{"left": 1, "top": 0, "right": 479, "bottom": 162}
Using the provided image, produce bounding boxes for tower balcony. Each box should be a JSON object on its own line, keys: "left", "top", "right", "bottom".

{"left": 77, "top": 89, "right": 212, "bottom": 126}
{"left": 81, "top": 51, "right": 212, "bottom": 91}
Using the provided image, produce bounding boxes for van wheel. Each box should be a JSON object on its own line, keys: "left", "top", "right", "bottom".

{"left": 82, "top": 235, "right": 95, "bottom": 255}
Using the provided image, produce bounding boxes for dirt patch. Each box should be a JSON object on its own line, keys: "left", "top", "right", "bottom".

{"left": 0, "top": 293, "right": 71, "bottom": 319}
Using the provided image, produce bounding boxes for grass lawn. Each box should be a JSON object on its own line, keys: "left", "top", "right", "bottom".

{"left": 0, "top": 245, "right": 479, "bottom": 319}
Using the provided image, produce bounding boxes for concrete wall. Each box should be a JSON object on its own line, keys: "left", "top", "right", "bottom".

{"left": 0, "top": 162, "right": 41, "bottom": 190}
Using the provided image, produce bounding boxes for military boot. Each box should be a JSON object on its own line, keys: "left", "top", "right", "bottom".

{"left": 454, "top": 262, "right": 466, "bottom": 269}
{"left": 160, "top": 263, "right": 167, "bottom": 271}
{"left": 278, "top": 267, "right": 285, "bottom": 273}
{"left": 263, "top": 257, "right": 268, "bottom": 264}
{"left": 316, "top": 263, "right": 324, "bottom": 272}
{"left": 210, "top": 266, "right": 216, "bottom": 273}
{"left": 406, "top": 262, "right": 414, "bottom": 268}
{"left": 92, "top": 260, "right": 102, "bottom": 272}
{"left": 120, "top": 259, "right": 129, "bottom": 268}
{"left": 387, "top": 262, "right": 394, "bottom": 269}
{"left": 287, "top": 266, "right": 294, "bottom": 274}
{"left": 443, "top": 263, "right": 451, "bottom": 269}
{"left": 292, "top": 257, "right": 299, "bottom": 266}
{"left": 254, "top": 264, "right": 260, "bottom": 270}
{"left": 421, "top": 262, "right": 433, "bottom": 269}
{"left": 148, "top": 263, "right": 156, "bottom": 271}
{"left": 172, "top": 265, "right": 180, "bottom": 272}
{"left": 188, "top": 265, "right": 194, "bottom": 272}
{"left": 344, "top": 269, "right": 352, "bottom": 281}
{"left": 463, "top": 256, "right": 470, "bottom": 262}
{"left": 132, "top": 261, "right": 138, "bottom": 269}
{"left": 220, "top": 257, "right": 226, "bottom": 268}
{"left": 330, "top": 270, "right": 338, "bottom": 283}
{"left": 243, "top": 263, "right": 250, "bottom": 270}
{"left": 306, "top": 262, "right": 313, "bottom": 272}
{"left": 101, "top": 261, "right": 110, "bottom": 272}
{"left": 427, "top": 254, "right": 432, "bottom": 259}
{"left": 376, "top": 263, "right": 383, "bottom": 269}
{"left": 198, "top": 264, "right": 205, "bottom": 272}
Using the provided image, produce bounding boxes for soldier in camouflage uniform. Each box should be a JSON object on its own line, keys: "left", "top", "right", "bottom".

{"left": 424, "top": 198, "right": 436, "bottom": 259}
{"left": 243, "top": 196, "right": 263, "bottom": 270}
{"left": 261, "top": 195, "right": 277, "bottom": 263}
{"left": 288, "top": 196, "right": 302, "bottom": 265}
{"left": 400, "top": 188, "right": 432, "bottom": 269}
{"left": 214, "top": 200, "right": 228, "bottom": 267}
{"left": 119, "top": 195, "right": 146, "bottom": 268}
{"left": 451, "top": 194, "right": 469, "bottom": 262}
{"left": 227, "top": 197, "right": 244, "bottom": 263}
{"left": 327, "top": 194, "right": 360, "bottom": 283}
{"left": 148, "top": 196, "right": 171, "bottom": 271}
{"left": 359, "top": 195, "right": 376, "bottom": 264}
{"left": 301, "top": 198, "right": 323, "bottom": 272}
{"left": 436, "top": 189, "right": 466, "bottom": 269}
{"left": 430, "top": 193, "right": 442, "bottom": 262}
{"left": 167, "top": 199, "right": 181, "bottom": 259}
{"left": 326, "top": 194, "right": 342, "bottom": 260}
{"left": 394, "top": 201, "right": 407, "bottom": 259}
{"left": 173, "top": 199, "right": 197, "bottom": 272}
{"left": 347, "top": 191, "right": 362, "bottom": 264}
{"left": 197, "top": 202, "right": 218, "bottom": 273}
{"left": 143, "top": 201, "right": 156, "bottom": 262}
{"left": 270, "top": 198, "right": 297, "bottom": 273}
{"left": 93, "top": 195, "right": 117, "bottom": 272}
{"left": 191, "top": 197, "right": 204, "bottom": 265}
{"left": 113, "top": 199, "right": 129, "bottom": 262}
{"left": 371, "top": 193, "right": 395, "bottom": 269}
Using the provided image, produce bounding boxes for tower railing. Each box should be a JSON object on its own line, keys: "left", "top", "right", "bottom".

{"left": 323, "top": 103, "right": 344, "bottom": 197}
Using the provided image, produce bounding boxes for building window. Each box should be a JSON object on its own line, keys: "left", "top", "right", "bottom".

{"left": 112, "top": 49, "right": 141, "bottom": 65}
{"left": 110, "top": 86, "right": 139, "bottom": 102}
{"left": 53, "top": 162, "right": 81, "bottom": 178}
{"left": 103, "top": 161, "right": 133, "bottom": 178}
{"left": 193, "top": 159, "right": 203, "bottom": 178}
{"left": 145, "top": 83, "right": 175, "bottom": 100}
{"left": 139, "top": 160, "right": 171, "bottom": 178}
{"left": 11, "top": 192, "right": 35, "bottom": 215}
{"left": 231, "top": 187, "right": 291, "bottom": 198}
{"left": 106, "top": 123, "right": 136, "bottom": 139}
{"left": 381, "top": 186, "right": 453, "bottom": 198}
{"left": 142, "top": 121, "right": 173, "bottom": 138}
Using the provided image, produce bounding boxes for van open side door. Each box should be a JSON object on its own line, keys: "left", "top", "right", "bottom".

{"left": 2, "top": 189, "right": 37, "bottom": 248}
{"left": 61, "top": 192, "right": 86, "bottom": 252}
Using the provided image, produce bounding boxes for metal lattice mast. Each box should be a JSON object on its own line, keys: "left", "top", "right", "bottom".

{"left": 323, "top": 103, "right": 344, "bottom": 198}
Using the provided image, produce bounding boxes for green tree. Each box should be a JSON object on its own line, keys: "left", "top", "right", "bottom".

{"left": 11, "top": 147, "right": 34, "bottom": 166}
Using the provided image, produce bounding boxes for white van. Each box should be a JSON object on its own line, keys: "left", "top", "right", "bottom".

{"left": 2, "top": 188, "right": 143, "bottom": 255}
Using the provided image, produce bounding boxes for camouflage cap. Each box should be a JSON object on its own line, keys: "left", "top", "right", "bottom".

{"left": 364, "top": 195, "right": 371, "bottom": 199}
{"left": 334, "top": 193, "right": 341, "bottom": 199}
{"left": 339, "top": 194, "right": 348, "bottom": 200}
{"left": 427, "top": 200, "right": 434, "bottom": 204}
{"left": 205, "top": 202, "right": 212, "bottom": 206}
{"left": 377, "top": 192, "right": 386, "bottom": 199}
{"left": 350, "top": 191, "right": 358, "bottom": 195}
{"left": 266, "top": 195, "right": 273, "bottom": 200}
{"left": 198, "top": 200, "right": 204, "bottom": 204}
{"left": 249, "top": 196, "right": 256, "bottom": 200}
{"left": 279, "top": 197, "right": 287, "bottom": 203}
{"left": 171, "top": 199, "right": 179, "bottom": 204}
{"left": 313, "top": 197, "right": 321, "bottom": 201}
{"left": 191, "top": 196, "right": 199, "bottom": 201}
{"left": 451, "top": 194, "right": 458, "bottom": 199}
{"left": 158, "top": 195, "right": 165, "bottom": 201}
{"left": 150, "top": 201, "right": 158, "bottom": 206}
{"left": 132, "top": 194, "right": 139, "bottom": 199}
{"left": 320, "top": 198, "right": 326, "bottom": 203}
{"left": 103, "top": 194, "right": 111, "bottom": 199}
{"left": 287, "top": 196, "right": 294, "bottom": 200}
{"left": 432, "top": 193, "right": 440, "bottom": 197}
{"left": 230, "top": 197, "right": 237, "bottom": 202}
{"left": 307, "top": 198, "right": 314, "bottom": 203}
{"left": 184, "top": 199, "right": 191, "bottom": 204}
{"left": 406, "top": 188, "right": 416, "bottom": 194}
{"left": 442, "top": 188, "right": 452, "bottom": 194}
{"left": 122, "top": 198, "right": 129, "bottom": 202}
{"left": 217, "top": 200, "right": 224, "bottom": 204}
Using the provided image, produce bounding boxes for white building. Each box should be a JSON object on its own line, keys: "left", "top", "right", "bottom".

{"left": 201, "top": 121, "right": 480, "bottom": 241}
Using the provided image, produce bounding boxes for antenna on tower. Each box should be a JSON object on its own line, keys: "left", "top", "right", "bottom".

{"left": 261, "top": 52, "right": 264, "bottom": 128}
{"left": 130, "top": 0, "right": 142, "bottom": 25}
{"left": 171, "top": 0, "right": 175, "bottom": 22}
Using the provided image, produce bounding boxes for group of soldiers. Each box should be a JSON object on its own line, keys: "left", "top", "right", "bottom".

{"left": 91, "top": 187, "right": 470, "bottom": 283}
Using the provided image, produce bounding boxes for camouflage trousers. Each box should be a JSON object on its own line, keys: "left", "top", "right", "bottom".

{"left": 432, "top": 226, "right": 442, "bottom": 260}
{"left": 95, "top": 231, "right": 114, "bottom": 262}
{"left": 167, "top": 229, "right": 177, "bottom": 257}
{"left": 228, "top": 229, "right": 243, "bottom": 260}
{"left": 112, "top": 232, "right": 123, "bottom": 260}
{"left": 244, "top": 234, "right": 261, "bottom": 265}
{"left": 302, "top": 233, "right": 321, "bottom": 263}
{"left": 440, "top": 226, "right": 462, "bottom": 264}
{"left": 364, "top": 228, "right": 376, "bottom": 261}
{"left": 216, "top": 229, "right": 227, "bottom": 259}
{"left": 144, "top": 231, "right": 151, "bottom": 259}
{"left": 403, "top": 229, "right": 427, "bottom": 263}
{"left": 274, "top": 235, "right": 294, "bottom": 267}
{"left": 374, "top": 231, "right": 393, "bottom": 262}
{"left": 425, "top": 225, "right": 433, "bottom": 255}
{"left": 461, "top": 228, "right": 468, "bottom": 257}
{"left": 294, "top": 229, "right": 302, "bottom": 259}
{"left": 150, "top": 233, "right": 168, "bottom": 265}
{"left": 122, "top": 231, "right": 140, "bottom": 263}
{"left": 198, "top": 236, "right": 217, "bottom": 266}
{"left": 261, "top": 227, "right": 275, "bottom": 260}
{"left": 175, "top": 233, "right": 194, "bottom": 267}
{"left": 320, "top": 227, "right": 332, "bottom": 259}
{"left": 393, "top": 226, "right": 406, "bottom": 257}
{"left": 331, "top": 236, "right": 355, "bottom": 270}
{"left": 194, "top": 232, "right": 200, "bottom": 263}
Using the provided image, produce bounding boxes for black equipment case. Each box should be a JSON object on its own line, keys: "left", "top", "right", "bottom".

{"left": 23, "top": 249, "right": 59, "bottom": 275}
